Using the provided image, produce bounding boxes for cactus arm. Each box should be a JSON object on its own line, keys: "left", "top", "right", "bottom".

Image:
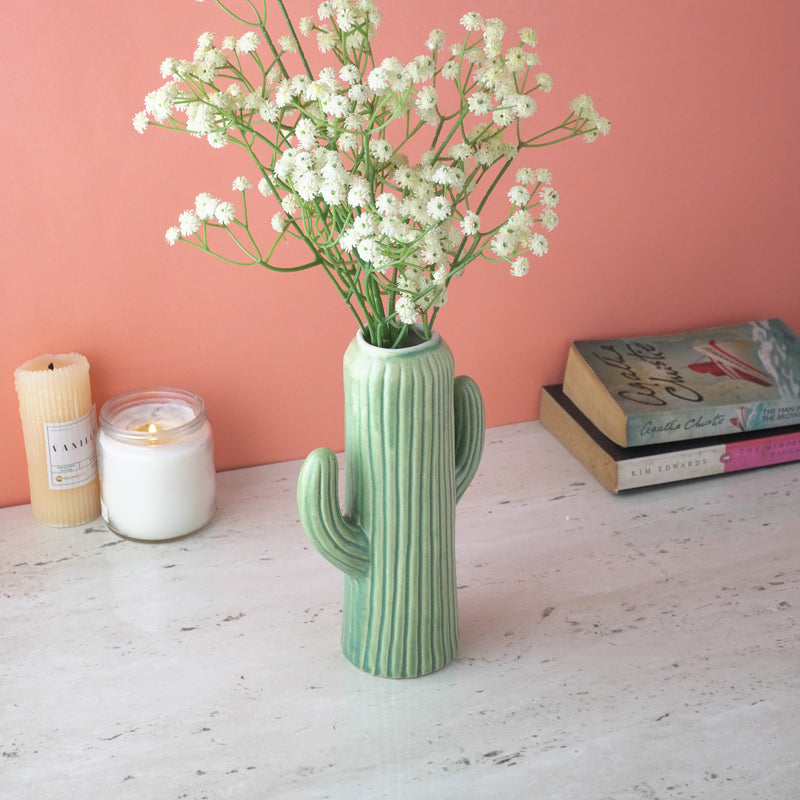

{"left": 453, "top": 375, "right": 485, "bottom": 503}
{"left": 297, "top": 447, "right": 370, "bottom": 577}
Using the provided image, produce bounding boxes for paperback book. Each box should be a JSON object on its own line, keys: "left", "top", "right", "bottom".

{"left": 540, "top": 384, "right": 800, "bottom": 492}
{"left": 562, "top": 318, "right": 800, "bottom": 447}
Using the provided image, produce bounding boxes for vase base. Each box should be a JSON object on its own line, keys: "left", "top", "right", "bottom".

{"left": 342, "top": 639, "right": 458, "bottom": 679}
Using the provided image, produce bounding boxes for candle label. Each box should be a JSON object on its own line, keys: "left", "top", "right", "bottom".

{"left": 44, "top": 406, "right": 98, "bottom": 490}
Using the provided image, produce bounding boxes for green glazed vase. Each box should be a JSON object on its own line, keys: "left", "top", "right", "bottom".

{"left": 297, "top": 329, "right": 485, "bottom": 678}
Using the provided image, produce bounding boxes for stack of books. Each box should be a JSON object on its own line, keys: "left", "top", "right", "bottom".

{"left": 540, "top": 318, "right": 800, "bottom": 492}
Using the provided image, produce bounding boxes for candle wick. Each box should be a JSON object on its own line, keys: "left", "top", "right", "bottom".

{"left": 48, "top": 362, "right": 54, "bottom": 370}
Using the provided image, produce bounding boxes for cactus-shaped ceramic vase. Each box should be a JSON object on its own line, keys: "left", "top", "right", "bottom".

{"left": 297, "top": 329, "right": 484, "bottom": 678}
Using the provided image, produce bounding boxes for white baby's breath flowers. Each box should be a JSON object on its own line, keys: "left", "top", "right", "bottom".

{"left": 317, "top": 29, "right": 337, "bottom": 53}
{"left": 237, "top": 31, "right": 260, "bottom": 53}
{"left": 593, "top": 116, "right": 612, "bottom": 137}
{"left": 514, "top": 95, "right": 537, "bottom": 118}
{"left": 540, "top": 187, "right": 560, "bottom": 208}
{"left": 281, "top": 194, "right": 299, "bottom": 215}
{"left": 133, "top": 111, "right": 149, "bottom": 133}
{"left": 137, "top": 0, "right": 609, "bottom": 348}
{"left": 160, "top": 57, "right": 179, "bottom": 79}
{"left": 508, "top": 185, "right": 531, "bottom": 206}
{"left": 426, "top": 196, "right": 452, "bottom": 222}
{"left": 347, "top": 177, "right": 370, "bottom": 208}
{"left": 335, "top": 5, "right": 357, "bottom": 31}
{"left": 195, "top": 192, "right": 219, "bottom": 220}
{"left": 375, "top": 193, "right": 400, "bottom": 216}
{"left": 490, "top": 232, "right": 513, "bottom": 258}
{"left": 367, "top": 66, "right": 388, "bottom": 92}
{"left": 369, "top": 139, "right": 393, "bottom": 162}
{"left": 214, "top": 201, "right": 236, "bottom": 225}
{"left": 339, "top": 64, "right": 360, "bottom": 84}
{"left": 179, "top": 210, "right": 201, "bottom": 238}
{"left": 529, "top": 232, "right": 549, "bottom": 257}
{"left": 540, "top": 208, "right": 559, "bottom": 231}
{"left": 441, "top": 60, "right": 460, "bottom": 81}
{"left": 144, "top": 84, "right": 177, "bottom": 122}
{"left": 395, "top": 294, "right": 419, "bottom": 325}
{"left": 196, "top": 31, "right": 214, "bottom": 52}
{"left": 460, "top": 12, "right": 484, "bottom": 31}
{"left": 492, "top": 108, "right": 514, "bottom": 127}
{"left": 426, "top": 29, "right": 446, "bottom": 51}
{"left": 510, "top": 256, "right": 529, "bottom": 277}
{"left": 207, "top": 131, "right": 229, "bottom": 149}
{"left": 468, "top": 92, "right": 492, "bottom": 116}
{"left": 460, "top": 211, "right": 481, "bottom": 236}
{"left": 515, "top": 167, "right": 536, "bottom": 185}
{"left": 415, "top": 85, "right": 438, "bottom": 112}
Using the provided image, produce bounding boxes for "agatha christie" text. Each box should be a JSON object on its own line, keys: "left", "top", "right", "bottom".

{"left": 639, "top": 413, "right": 727, "bottom": 440}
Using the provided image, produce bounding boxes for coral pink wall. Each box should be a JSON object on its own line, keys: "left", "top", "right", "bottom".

{"left": 4, "top": 0, "right": 800, "bottom": 508}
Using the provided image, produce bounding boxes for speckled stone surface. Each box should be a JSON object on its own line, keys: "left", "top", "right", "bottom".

{"left": 2, "top": 422, "right": 799, "bottom": 799}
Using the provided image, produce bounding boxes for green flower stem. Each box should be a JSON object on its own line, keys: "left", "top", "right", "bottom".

{"left": 264, "top": 35, "right": 290, "bottom": 80}
{"left": 321, "top": 263, "right": 370, "bottom": 333}
{"left": 221, "top": 220, "right": 262, "bottom": 262}
{"left": 431, "top": 107, "right": 469, "bottom": 162}
{"left": 475, "top": 158, "right": 512, "bottom": 215}
{"left": 522, "top": 115, "right": 588, "bottom": 147}
{"left": 276, "top": 0, "right": 313, "bottom": 79}
{"left": 182, "top": 235, "right": 257, "bottom": 269}
{"left": 210, "top": 0, "right": 265, "bottom": 27}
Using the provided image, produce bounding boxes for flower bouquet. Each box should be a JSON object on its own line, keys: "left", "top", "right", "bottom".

{"left": 135, "top": 0, "right": 609, "bottom": 349}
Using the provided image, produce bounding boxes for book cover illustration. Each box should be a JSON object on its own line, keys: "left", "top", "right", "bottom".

{"left": 570, "top": 319, "right": 800, "bottom": 445}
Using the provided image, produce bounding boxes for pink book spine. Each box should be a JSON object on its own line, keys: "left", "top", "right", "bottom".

{"left": 721, "top": 431, "right": 800, "bottom": 472}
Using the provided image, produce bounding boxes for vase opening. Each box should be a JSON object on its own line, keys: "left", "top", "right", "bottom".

{"left": 359, "top": 325, "right": 436, "bottom": 352}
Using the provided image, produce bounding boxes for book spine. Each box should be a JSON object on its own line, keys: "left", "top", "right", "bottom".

{"left": 626, "top": 399, "right": 800, "bottom": 447}
{"left": 618, "top": 429, "right": 800, "bottom": 490}
{"left": 720, "top": 430, "right": 800, "bottom": 472}
{"left": 619, "top": 446, "right": 726, "bottom": 490}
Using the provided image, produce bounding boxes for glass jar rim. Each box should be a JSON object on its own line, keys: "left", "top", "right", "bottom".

{"left": 99, "top": 386, "right": 207, "bottom": 443}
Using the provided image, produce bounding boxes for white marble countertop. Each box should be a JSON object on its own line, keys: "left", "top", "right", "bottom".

{"left": 2, "top": 422, "right": 799, "bottom": 799}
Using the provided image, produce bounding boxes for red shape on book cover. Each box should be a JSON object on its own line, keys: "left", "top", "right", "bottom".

{"left": 689, "top": 339, "right": 772, "bottom": 387}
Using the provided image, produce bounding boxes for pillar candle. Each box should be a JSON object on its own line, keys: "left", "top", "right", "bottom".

{"left": 14, "top": 353, "right": 101, "bottom": 527}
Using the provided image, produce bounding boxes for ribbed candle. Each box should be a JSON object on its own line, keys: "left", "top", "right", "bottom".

{"left": 14, "top": 353, "right": 100, "bottom": 527}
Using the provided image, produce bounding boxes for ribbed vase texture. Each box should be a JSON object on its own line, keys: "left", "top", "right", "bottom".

{"left": 342, "top": 333, "right": 458, "bottom": 676}
{"left": 298, "top": 330, "right": 484, "bottom": 678}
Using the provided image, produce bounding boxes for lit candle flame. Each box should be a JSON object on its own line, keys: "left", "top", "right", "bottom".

{"left": 148, "top": 423, "right": 157, "bottom": 434}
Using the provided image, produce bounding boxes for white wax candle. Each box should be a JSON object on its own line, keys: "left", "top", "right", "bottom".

{"left": 14, "top": 353, "right": 101, "bottom": 527}
{"left": 97, "top": 388, "right": 216, "bottom": 541}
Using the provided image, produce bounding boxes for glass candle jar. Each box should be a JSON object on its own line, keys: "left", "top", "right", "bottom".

{"left": 98, "top": 387, "right": 215, "bottom": 541}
